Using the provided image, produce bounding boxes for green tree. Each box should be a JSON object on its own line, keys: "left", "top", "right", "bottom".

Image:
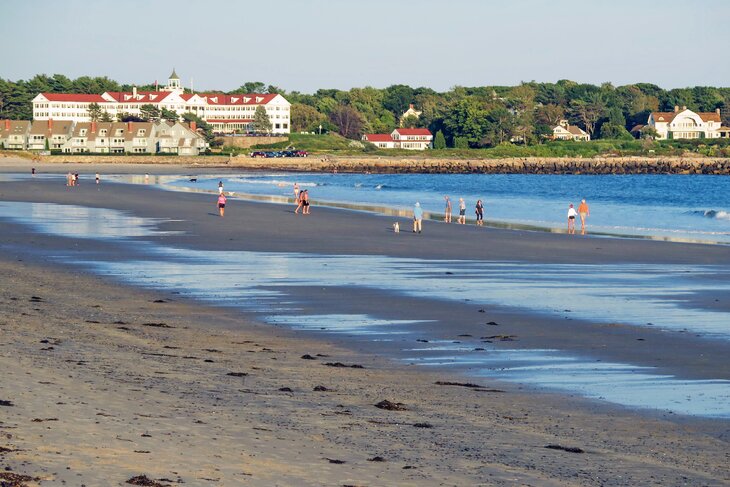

{"left": 383, "top": 84, "right": 415, "bottom": 117}
{"left": 433, "top": 130, "right": 446, "bottom": 149}
{"left": 139, "top": 104, "right": 161, "bottom": 122}
{"left": 484, "top": 107, "right": 516, "bottom": 145}
{"left": 453, "top": 137, "right": 469, "bottom": 149}
{"left": 233, "top": 82, "right": 267, "bottom": 94}
{"left": 253, "top": 105, "right": 273, "bottom": 134}
{"left": 291, "top": 103, "right": 324, "bottom": 132}
{"left": 160, "top": 107, "right": 178, "bottom": 121}
{"left": 329, "top": 104, "right": 363, "bottom": 139}
{"left": 443, "top": 98, "right": 489, "bottom": 144}
{"left": 569, "top": 94, "right": 605, "bottom": 136}
{"left": 87, "top": 102, "right": 103, "bottom": 122}
{"left": 401, "top": 115, "right": 420, "bottom": 128}
{"left": 100, "top": 111, "right": 113, "bottom": 122}
{"left": 535, "top": 104, "right": 565, "bottom": 127}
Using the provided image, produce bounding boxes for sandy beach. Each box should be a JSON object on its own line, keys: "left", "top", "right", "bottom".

{"left": 1, "top": 159, "right": 729, "bottom": 486}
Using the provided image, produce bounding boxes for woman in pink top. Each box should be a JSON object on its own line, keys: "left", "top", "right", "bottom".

{"left": 217, "top": 193, "right": 227, "bottom": 217}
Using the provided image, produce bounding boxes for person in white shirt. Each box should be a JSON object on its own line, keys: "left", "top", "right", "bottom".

{"left": 567, "top": 203, "right": 578, "bottom": 234}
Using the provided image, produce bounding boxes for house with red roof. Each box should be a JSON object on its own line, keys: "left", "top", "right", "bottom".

{"left": 647, "top": 106, "right": 725, "bottom": 140}
{"left": 362, "top": 128, "right": 433, "bottom": 150}
{"left": 32, "top": 70, "right": 291, "bottom": 135}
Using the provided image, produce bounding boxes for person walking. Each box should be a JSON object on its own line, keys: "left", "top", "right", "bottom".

{"left": 96, "top": 173, "right": 100, "bottom": 185}
{"left": 578, "top": 199, "right": 590, "bottom": 235}
{"left": 218, "top": 180, "right": 224, "bottom": 194}
{"left": 458, "top": 198, "right": 466, "bottom": 224}
{"left": 301, "top": 189, "right": 310, "bottom": 215}
{"left": 293, "top": 182, "right": 300, "bottom": 201}
{"left": 567, "top": 203, "right": 577, "bottom": 234}
{"left": 413, "top": 202, "right": 423, "bottom": 233}
{"left": 444, "top": 196, "right": 452, "bottom": 223}
{"left": 475, "top": 199, "right": 484, "bottom": 226}
{"left": 217, "top": 192, "right": 227, "bottom": 217}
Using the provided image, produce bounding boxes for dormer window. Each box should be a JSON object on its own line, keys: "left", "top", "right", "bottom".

{"left": 100, "top": 129, "right": 108, "bottom": 136}
{"left": 79, "top": 129, "right": 87, "bottom": 136}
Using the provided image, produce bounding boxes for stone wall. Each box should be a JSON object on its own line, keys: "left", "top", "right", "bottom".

{"left": 226, "top": 155, "right": 730, "bottom": 175}
{"left": 23, "top": 153, "right": 730, "bottom": 174}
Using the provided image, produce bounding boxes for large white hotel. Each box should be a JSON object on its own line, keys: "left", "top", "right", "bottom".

{"left": 32, "top": 70, "right": 291, "bottom": 134}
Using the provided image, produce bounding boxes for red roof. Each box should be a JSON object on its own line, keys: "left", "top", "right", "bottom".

{"left": 363, "top": 134, "right": 394, "bottom": 142}
{"left": 394, "top": 128, "right": 432, "bottom": 136}
{"left": 105, "top": 91, "right": 173, "bottom": 103}
{"left": 197, "top": 93, "right": 278, "bottom": 105}
{"left": 206, "top": 119, "right": 254, "bottom": 123}
{"left": 40, "top": 93, "right": 107, "bottom": 102}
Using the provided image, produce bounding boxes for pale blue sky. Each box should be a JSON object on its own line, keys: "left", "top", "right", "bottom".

{"left": 5, "top": 0, "right": 729, "bottom": 92}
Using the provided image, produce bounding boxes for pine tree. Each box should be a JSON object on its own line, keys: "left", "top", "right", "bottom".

{"left": 253, "top": 105, "right": 273, "bottom": 134}
{"left": 434, "top": 130, "right": 446, "bottom": 149}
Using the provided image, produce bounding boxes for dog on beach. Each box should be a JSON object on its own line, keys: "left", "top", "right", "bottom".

{"left": 393, "top": 222, "right": 400, "bottom": 233}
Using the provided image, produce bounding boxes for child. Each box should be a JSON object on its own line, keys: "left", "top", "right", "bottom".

{"left": 217, "top": 193, "right": 227, "bottom": 217}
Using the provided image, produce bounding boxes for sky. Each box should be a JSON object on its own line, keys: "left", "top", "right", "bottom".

{"left": 4, "top": 0, "right": 730, "bottom": 93}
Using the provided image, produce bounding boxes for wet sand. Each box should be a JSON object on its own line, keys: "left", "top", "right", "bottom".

{"left": 1, "top": 162, "right": 730, "bottom": 485}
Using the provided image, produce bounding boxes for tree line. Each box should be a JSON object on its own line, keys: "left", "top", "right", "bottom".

{"left": 2, "top": 73, "right": 729, "bottom": 147}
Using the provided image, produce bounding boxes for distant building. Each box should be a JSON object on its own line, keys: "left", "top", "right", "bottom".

{"left": 2, "top": 119, "right": 206, "bottom": 155}
{"left": 0, "top": 120, "right": 31, "bottom": 150}
{"left": 32, "top": 70, "right": 291, "bottom": 135}
{"left": 362, "top": 128, "right": 433, "bottom": 150}
{"left": 28, "top": 119, "right": 74, "bottom": 150}
{"left": 647, "top": 106, "right": 724, "bottom": 140}
{"left": 400, "top": 104, "right": 422, "bottom": 126}
{"left": 552, "top": 120, "right": 590, "bottom": 141}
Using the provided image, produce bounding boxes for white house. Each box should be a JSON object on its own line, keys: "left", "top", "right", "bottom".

{"left": 647, "top": 106, "right": 723, "bottom": 140}
{"left": 0, "top": 120, "right": 32, "bottom": 150}
{"left": 552, "top": 120, "right": 590, "bottom": 141}
{"left": 32, "top": 70, "right": 291, "bottom": 135}
{"left": 400, "top": 104, "right": 422, "bottom": 125}
{"left": 362, "top": 128, "right": 433, "bottom": 150}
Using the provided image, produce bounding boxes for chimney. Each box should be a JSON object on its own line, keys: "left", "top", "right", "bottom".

{"left": 4, "top": 120, "right": 9, "bottom": 131}
{"left": 682, "top": 106, "right": 687, "bottom": 111}
{"left": 409, "top": 104, "right": 414, "bottom": 110}
{"left": 127, "top": 122, "right": 132, "bottom": 132}
{"left": 674, "top": 105, "right": 679, "bottom": 113}
{"left": 716, "top": 108, "right": 721, "bottom": 115}
{"left": 133, "top": 86, "right": 137, "bottom": 98}
{"left": 91, "top": 121, "right": 97, "bottom": 133}
{"left": 190, "top": 121, "right": 197, "bottom": 132}
{"left": 48, "top": 119, "right": 53, "bottom": 131}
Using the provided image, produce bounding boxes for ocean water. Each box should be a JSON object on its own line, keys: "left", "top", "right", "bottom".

{"left": 163, "top": 173, "right": 730, "bottom": 244}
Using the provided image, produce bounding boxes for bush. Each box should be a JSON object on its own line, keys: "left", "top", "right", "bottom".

{"left": 453, "top": 137, "right": 469, "bottom": 149}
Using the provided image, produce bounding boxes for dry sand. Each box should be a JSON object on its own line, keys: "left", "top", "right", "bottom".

{"left": 1, "top": 159, "right": 729, "bottom": 486}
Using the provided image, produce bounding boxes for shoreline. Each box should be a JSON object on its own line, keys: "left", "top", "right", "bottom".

{"left": 4, "top": 152, "right": 730, "bottom": 175}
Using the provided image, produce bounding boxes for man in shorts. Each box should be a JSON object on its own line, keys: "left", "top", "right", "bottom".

{"left": 578, "top": 199, "right": 590, "bottom": 235}
{"left": 413, "top": 202, "right": 423, "bottom": 233}
{"left": 458, "top": 198, "right": 466, "bottom": 224}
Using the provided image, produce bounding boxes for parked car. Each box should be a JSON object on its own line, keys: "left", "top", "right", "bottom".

{"left": 250, "top": 151, "right": 267, "bottom": 157}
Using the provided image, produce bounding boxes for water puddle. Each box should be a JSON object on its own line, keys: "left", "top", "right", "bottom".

{"left": 404, "top": 348, "right": 730, "bottom": 418}
{"left": 0, "top": 201, "right": 180, "bottom": 240}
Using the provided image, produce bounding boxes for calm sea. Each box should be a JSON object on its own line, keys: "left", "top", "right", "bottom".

{"left": 165, "top": 173, "right": 730, "bottom": 244}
